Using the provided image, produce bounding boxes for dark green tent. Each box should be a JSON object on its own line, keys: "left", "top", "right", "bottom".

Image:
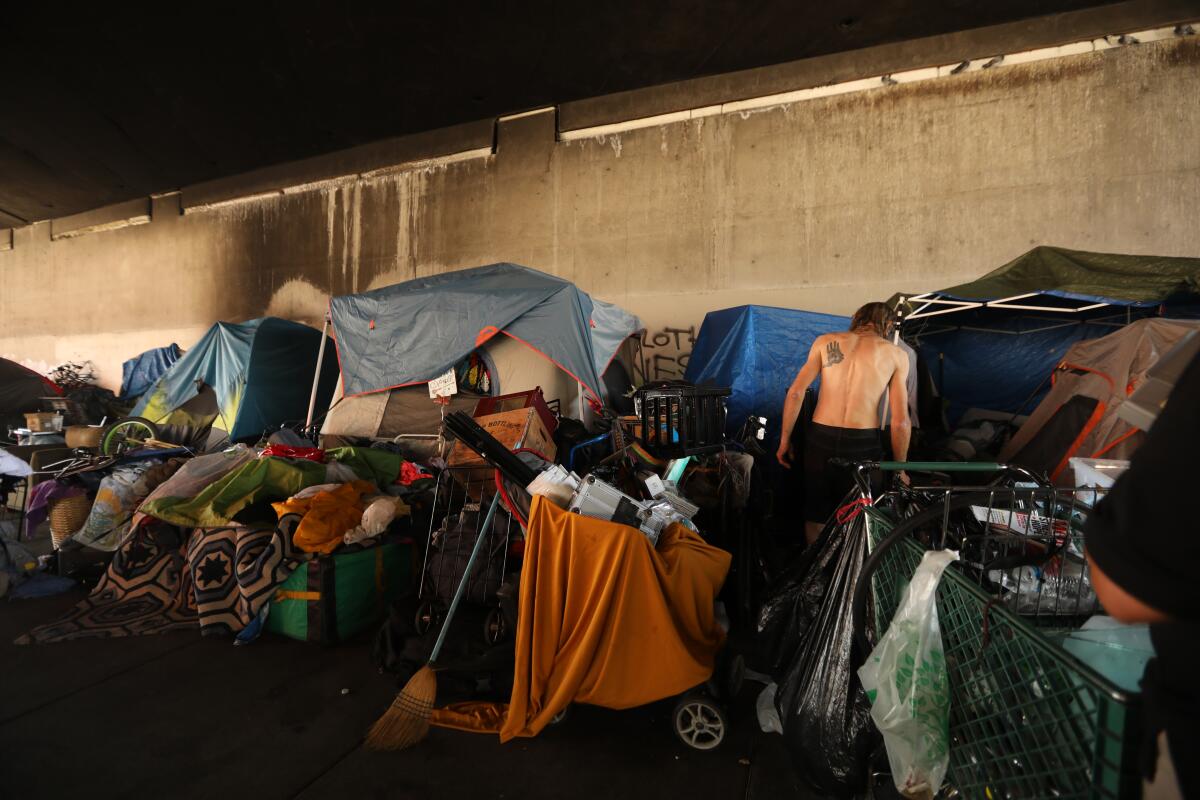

{"left": 132, "top": 317, "right": 338, "bottom": 441}
{"left": 938, "top": 246, "right": 1200, "bottom": 305}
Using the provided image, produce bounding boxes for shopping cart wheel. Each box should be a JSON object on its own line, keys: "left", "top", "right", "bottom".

{"left": 414, "top": 600, "right": 439, "bottom": 636}
{"left": 482, "top": 606, "right": 509, "bottom": 645}
{"left": 672, "top": 692, "right": 727, "bottom": 751}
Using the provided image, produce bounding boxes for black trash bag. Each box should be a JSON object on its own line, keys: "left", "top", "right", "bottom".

{"left": 425, "top": 504, "right": 510, "bottom": 604}
{"left": 759, "top": 502, "right": 877, "bottom": 797}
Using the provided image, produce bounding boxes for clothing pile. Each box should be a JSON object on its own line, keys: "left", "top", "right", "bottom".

{"left": 18, "top": 444, "right": 421, "bottom": 644}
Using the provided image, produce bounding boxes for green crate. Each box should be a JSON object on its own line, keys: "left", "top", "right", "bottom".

{"left": 266, "top": 539, "right": 412, "bottom": 645}
{"left": 865, "top": 512, "right": 1142, "bottom": 799}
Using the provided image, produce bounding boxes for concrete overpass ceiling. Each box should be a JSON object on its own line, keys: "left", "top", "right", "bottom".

{"left": 0, "top": 1, "right": 1143, "bottom": 224}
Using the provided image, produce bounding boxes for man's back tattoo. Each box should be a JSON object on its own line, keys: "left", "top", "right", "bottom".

{"left": 826, "top": 341, "right": 845, "bottom": 366}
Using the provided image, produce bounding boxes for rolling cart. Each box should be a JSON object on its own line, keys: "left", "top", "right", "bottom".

{"left": 415, "top": 465, "right": 522, "bottom": 647}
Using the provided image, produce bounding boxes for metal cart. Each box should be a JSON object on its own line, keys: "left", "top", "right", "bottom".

{"left": 415, "top": 465, "right": 522, "bottom": 646}
{"left": 850, "top": 462, "right": 1140, "bottom": 799}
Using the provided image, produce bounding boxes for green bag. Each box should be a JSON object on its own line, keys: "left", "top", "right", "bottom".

{"left": 266, "top": 539, "right": 412, "bottom": 644}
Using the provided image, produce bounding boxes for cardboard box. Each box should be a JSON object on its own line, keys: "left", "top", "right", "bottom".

{"left": 24, "top": 412, "right": 62, "bottom": 433}
{"left": 448, "top": 407, "right": 556, "bottom": 479}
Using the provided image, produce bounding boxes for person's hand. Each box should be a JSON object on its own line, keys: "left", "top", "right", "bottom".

{"left": 897, "top": 470, "right": 911, "bottom": 486}
{"left": 777, "top": 442, "right": 794, "bottom": 468}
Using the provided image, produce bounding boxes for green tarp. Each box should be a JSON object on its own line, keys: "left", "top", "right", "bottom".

{"left": 142, "top": 457, "right": 327, "bottom": 528}
{"left": 140, "top": 448, "right": 404, "bottom": 528}
{"left": 938, "top": 246, "right": 1200, "bottom": 304}
{"left": 325, "top": 447, "right": 404, "bottom": 486}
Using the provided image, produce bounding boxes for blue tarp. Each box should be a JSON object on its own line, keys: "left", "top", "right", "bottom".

{"left": 330, "top": 263, "right": 641, "bottom": 403}
{"left": 684, "top": 305, "right": 849, "bottom": 447}
{"left": 908, "top": 313, "right": 1127, "bottom": 423}
{"left": 120, "top": 344, "right": 181, "bottom": 400}
{"left": 132, "top": 318, "right": 338, "bottom": 441}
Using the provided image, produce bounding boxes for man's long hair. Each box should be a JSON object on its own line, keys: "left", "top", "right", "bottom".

{"left": 849, "top": 302, "right": 894, "bottom": 338}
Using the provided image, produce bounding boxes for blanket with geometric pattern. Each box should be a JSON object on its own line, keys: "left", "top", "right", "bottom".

{"left": 17, "top": 521, "right": 298, "bottom": 644}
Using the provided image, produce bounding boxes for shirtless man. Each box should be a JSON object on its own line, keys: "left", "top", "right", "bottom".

{"left": 776, "top": 302, "right": 911, "bottom": 544}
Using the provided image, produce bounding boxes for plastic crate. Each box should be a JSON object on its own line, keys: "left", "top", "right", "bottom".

{"left": 865, "top": 510, "right": 1142, "bottom": 799}
{"left": 636, "top": 383, "right": 730, "bottom": 458}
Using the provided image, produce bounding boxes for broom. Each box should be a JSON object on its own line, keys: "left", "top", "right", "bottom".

{"left": 366, "top": 491, "right": 503, "bottom": 750}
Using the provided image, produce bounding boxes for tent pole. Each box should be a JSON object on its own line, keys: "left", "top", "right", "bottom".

{"left": 305, "top": 314, "right": 330, "bottom": 429}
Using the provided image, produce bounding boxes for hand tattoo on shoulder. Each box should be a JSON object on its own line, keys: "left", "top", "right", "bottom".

{"left": 825, "top": 341, "right": 845, "bottom": 366}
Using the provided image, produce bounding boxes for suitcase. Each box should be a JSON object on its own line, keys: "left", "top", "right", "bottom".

{"left": 266, "top": 538, "right": 413, "bottom": 644}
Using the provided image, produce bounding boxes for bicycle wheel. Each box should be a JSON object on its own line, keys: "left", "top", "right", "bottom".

{"left": 100, "top": 416, "right": 161, "bottom": 456}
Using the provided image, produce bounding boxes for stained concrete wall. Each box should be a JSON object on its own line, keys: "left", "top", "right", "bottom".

{"left": 1, "top": 36, "right": 1198, "bottom": 391}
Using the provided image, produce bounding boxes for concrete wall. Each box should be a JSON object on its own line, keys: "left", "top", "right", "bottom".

{"left": 1, "top": 36, "right": 1198, "bottom": 391}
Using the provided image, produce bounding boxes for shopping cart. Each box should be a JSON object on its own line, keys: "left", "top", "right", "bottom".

{"left": 415, "top": 465, "right": 522, "bottom": 647}
{"left": 849, "top": 461, "right": 1142, "bottom": 800}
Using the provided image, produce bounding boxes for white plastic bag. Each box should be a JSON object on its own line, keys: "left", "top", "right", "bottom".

{"left": 755, "top": 683, "right": 783, "bottom": 735}
{"left": 857, "top": 549, "right": 958, "bottom": 800}
{"left": 344, "top": 496, "right": 409, "bottom": 545}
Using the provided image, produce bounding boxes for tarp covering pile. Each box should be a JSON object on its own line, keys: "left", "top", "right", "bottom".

{"left": 684, "top": 305, "right": 849, "bottom": 447}
{"left": 133, "top": 317, "right": 338, "bottom": 441}
{"left": 1001, "top": 317, "right": 1200, "bottom": 479}
{"left": 119, "top": 343, "right": 181, "bottom": 400}
{"left": 429, "top": 496, "right": 730, "bottom": 740}
{"left": 330, "top": 263, "right": 641, "bottom": 403}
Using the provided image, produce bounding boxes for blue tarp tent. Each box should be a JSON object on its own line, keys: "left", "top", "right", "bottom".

{"left": 684, "top": 305, "right": 849, "bottom": 447}
{"left": 330, "top": 263, "right": 641, "bottom": 403}
{"left": 133, "top": 318, "right": 338, "bottom": 441}
{"left": 120, "top": 344, "right": 181, "bottom": 400}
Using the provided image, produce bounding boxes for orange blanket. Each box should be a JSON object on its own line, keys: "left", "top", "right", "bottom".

{"left": 272, "top": 480, "right": 376, "bottom": 555}
{"left": 430, "top": 496, "right": 730, "bottom": 741}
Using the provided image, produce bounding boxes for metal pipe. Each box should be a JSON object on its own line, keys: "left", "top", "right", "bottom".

{"left": 305, "top": 315, "right": 330, "bottom": 429}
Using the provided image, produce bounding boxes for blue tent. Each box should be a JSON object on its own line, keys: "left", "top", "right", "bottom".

{"left": 120, "top": 344, "right": 182, "bottom": 400}
{"left": 330, "top": 263, "right": 641, "bottom": 403}
{"left": 132, "top": 318, "right": 338, "bottom": 441}
{"left": 684, "top": 305, "right": 849, "bottom": 447}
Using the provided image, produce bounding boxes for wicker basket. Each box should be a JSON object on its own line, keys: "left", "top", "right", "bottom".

{"left": 48, "top": 494, "right": 92, "bottom": 549}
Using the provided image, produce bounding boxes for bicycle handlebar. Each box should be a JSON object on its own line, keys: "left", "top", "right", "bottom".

{"left": 875, "top": 461, "right": 1005, "bottom": 472}
{"left": 837, "top": 460, "right": 1049, "bottom": 494}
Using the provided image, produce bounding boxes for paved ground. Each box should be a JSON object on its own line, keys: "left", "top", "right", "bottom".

{"left": 1, "top": 584, "right": 815, "bottom": 800}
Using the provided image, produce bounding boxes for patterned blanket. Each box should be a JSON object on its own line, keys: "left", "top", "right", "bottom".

{"left": 18, "top": 521, "right": 298, "bottom": 644}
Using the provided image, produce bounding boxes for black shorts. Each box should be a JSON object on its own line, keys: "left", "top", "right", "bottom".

{"left": 802, "top": 423, "right": 883, "bottom": 524}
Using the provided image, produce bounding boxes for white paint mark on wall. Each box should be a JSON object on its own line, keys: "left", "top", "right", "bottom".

{"left": 349, "top": 182, "right": 363, "bottom": 291}
{"left": 265, "top": 277, "right": 327, "bottom": 324}
{"left": 325, "top": 189, "right": 336, "bottom": 261}
{"left": 3, "top": 356, "right": 52, "bottom": 376}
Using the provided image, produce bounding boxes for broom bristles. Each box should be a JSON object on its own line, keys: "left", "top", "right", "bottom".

{"left": 365, "top": 664, "right": 436, "bottom": 751}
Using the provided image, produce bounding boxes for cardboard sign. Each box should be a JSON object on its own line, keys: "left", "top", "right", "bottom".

{"left": 428, "top": 368, "right": 458, "bottom": 399}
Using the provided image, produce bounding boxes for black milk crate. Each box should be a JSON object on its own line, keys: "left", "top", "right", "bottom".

{"left": 636, "top": 383, "right": 730, "bottom": 458}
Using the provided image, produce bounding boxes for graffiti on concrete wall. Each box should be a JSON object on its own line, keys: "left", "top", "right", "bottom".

{"left": 633, "top": 325, "right": 696, "bottom": 383}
